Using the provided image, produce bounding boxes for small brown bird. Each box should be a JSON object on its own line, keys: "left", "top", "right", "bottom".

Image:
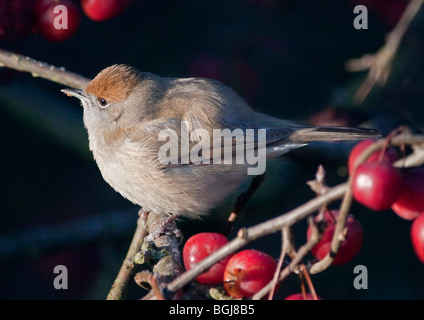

{"left": 62, "top": 64, "right": 380, "bottom": 219}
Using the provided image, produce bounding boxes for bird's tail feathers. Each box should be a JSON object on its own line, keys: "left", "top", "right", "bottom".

{"left": 289, "top": 126, "right": 381, "bottom": 143}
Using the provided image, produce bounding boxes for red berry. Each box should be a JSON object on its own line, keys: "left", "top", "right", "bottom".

{"left": 411, "top": 213, "right": 424, "bottom": 263}
{"left": 348, "top": 140, "right": 399, "bottom": 175}
{"left": 223, "top": 249, "right": 277, "bottom": 299}
{"left": 352, "top": 162, "right": 403, "bottom": 211}
{"left": 37, "top": 0, "right": 80, "bottom": 42}
{"left": 80, "top": 0, "right": 130, "bottom": 22}
{"left": 182, "top": 233, "right": 231, "bottom": 284}
{"left": 391, "top": 167, "right": 424, "bottom": 220}
{"left": 307, "top": 210, "right": 364, "bottom": 265}
{"left": 284, "top": 293, "right": 321, "bottom": 300}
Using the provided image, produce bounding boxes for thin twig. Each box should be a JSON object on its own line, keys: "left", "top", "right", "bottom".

{"left": 134, "top": 271, "right": 165, "bottom": 300}
{"left": 307, "top": 165, "right": 329, "bottom": 196}
{"left": 106, "top": 210, "right": 149, "bottom": 300}
{"left": 309, "top": 171, "right": 354, "bottom": 273}
{"left": 252, "top": 223, "right": 321, "bottom": 300}
{"left": 267, "top": 227, "right": 291, "bottom": 300}
{"left": 0, "top": 48, "right": 90, "bottom": 89}
{"left": 345, "top": 0, "right": 424, "bottom": 103}
{"left": 299, "top": 264, "right": 318, "bottom": 300}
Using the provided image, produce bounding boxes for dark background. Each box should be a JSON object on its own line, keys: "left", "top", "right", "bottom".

{"left": 0, "top": 0, "right": 423, "bottom": 299}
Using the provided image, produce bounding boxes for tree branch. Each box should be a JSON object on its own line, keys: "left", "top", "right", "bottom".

{"left": 345, "top": 0, "right": 424, "bottom": 103}
{"left": 253, "top": 223, "right": 321, "bottom": 300}
{"left": 106, "top": 210, "right": 149, "bottom": 300}
{"left": 0, "top": 48, "right": 89, "bottom": 88}
{"left": 166, "top": 182, "right": 347, "bottom": 294}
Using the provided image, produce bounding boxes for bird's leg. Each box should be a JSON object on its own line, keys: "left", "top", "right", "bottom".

{"left": 144, "top": 213, "right": 181, "bottom": 242}
{"left": 222, "top": 171, "right": 267, "bottom": 235}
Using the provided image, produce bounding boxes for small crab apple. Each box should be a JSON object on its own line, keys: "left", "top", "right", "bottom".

{"left": 182, "top": 232, "right": 231, "bottom": 284}
{"left": 81, "top": 0, "right": 131, "bottom": 22}
{"left": 223, "top": 249, "right": 277, "bottom": 299}
{"left": 411, "top": 213, "right": 424, "bottom": 263}
{"left": 352, "top": 162, "right": 403, "bottom": 211}
{"left": 307, "top": 210, "right": 364, "bottom": 265}
{"left": 391, "top": 167, "right": 424, "bottom": 220}
{"left": 348, "top": 139, "right": 399, "bottom": 175}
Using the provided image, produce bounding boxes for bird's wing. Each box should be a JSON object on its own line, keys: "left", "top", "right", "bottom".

{"left": 129, "top": 117, "right": 297, "bottom": 168}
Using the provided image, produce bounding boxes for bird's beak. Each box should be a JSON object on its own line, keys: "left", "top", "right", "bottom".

{"left": 61, "top": 88, "right": 89, "bottom": 103}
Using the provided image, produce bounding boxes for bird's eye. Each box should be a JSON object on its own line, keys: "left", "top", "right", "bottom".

{"left": 98, "top": 98, "right": 108, "bottom": 107}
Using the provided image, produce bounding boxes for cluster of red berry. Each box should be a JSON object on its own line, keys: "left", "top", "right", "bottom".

{"left": 182, "top": 218, "right": 362, "bottom": 300}
{"left": 350, "top": 140, "right": 424, "bottom": 264}
{"left": 183, "top": 232, "right": 325, "bottom": 300}
{"left": 0, "top": 0, "right": 130, "bottom": 42}
{"left": 183, "top": 233, "right": 281, "bottom": 299}
{"left": 182, "top": 139, "right": 424, "bottom": 300}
